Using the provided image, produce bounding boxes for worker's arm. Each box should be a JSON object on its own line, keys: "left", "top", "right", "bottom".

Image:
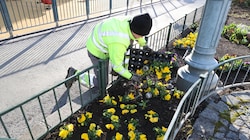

{"left": 108, "top": 43, "right": 133, "bottom": 79}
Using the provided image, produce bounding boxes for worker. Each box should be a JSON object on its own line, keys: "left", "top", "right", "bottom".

{"left": 65, "top": 13, "right": 153, "bottom": 90}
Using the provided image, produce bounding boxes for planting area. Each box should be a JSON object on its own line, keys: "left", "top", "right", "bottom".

{"left": 43, "top": 2, "right": 250, "bottom": 140}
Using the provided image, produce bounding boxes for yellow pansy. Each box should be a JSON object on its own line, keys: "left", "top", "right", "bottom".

{"left": 89, "top": 123, "right": 96, "bottom": 130}
{"left": 153, "top": 88, "right": 159, "bottom": 96}
{"left": 139, "top": 134, "right": 147, "bottom": 140}
{"left": 147, "top": 110, "right": 156, "bottom": 115}
{"left": 115, "top": 132, "right": 123, "bottom": 140}
{"left": 78, "top": 114, "right": 86, "bottom": 124}
{"left": 66, "top": 124, "right": 74, "bottom": 132}
{"left": 122, "top": 109, "right": 129, "bottom": 114}
{"left": 155, "top": 70, "right": 162, "bottom": 79}
{"left": 111, "top": 115, "right": 119, "bottom": 122}
{"left": 136, "top": 69, "right": 143, "bottom": 75}
{"left": 165, "top": 74, "right": 171, "bottom": 82}
{"left": 107, "top": 108, "right": 116, "bottom": 114}
{"left": 130, "top": 109, "right": 137, "bottom": 114}
{"left": 96, "top": 129, "right": 103, "bottom": 137}
{"left": 105, "top": 124, "right": 115, "bottom": 130}
{"left": 128, "top": 131, "right": 136, "bottom": 140}
{"left": 118, "top": 95, "right": 123, "bottom": 102}
{"left": 128, "top": 123, "right": 135, "bottom": 131}
{"left": 156, "top": 135, "right": 164, "bottom": 140}
{"left": 162, "top": 126, "right": 167, "bottom": 132}
{"left": 149, "top": 117, "right": 159, "bottom": 123}
{"left": 144, "top": 87, "right": 151, "bottom": 93}
{"left": 81, "top": 133, "right": 89, "bottom": 140}
{"left": 59, "top": 129, "right": 69, "bottom": 139}
{"left": 161, "top": 66, "right": 170, "bottom": 73}
{"left": 120, "top": 104, "right": 125, "bottom": 109}
{"left": 173, "top": 92, "right": 181, "bottom": 99}
{"left": 128, "top": 93, "right": 135, "bottom": 100}
{"left": 85, "top": 112, "right": 92, "bottom": 118}
{"left": 112, "top": 100, "right": 117, "bottom": 105}
{"left": 164, "top": 94, "right": 171, "bottom": 101}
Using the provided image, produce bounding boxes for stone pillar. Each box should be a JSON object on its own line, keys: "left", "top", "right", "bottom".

{"left": 176, "top": 0, "right": 232, "bottom": 92}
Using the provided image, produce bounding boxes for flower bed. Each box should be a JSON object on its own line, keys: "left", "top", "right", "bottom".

{"left": 44, "top": 50, "right": 185, "bottom": 140}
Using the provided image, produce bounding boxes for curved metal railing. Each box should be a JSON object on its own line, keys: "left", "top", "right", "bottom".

{"left": 164, "top": 55, "right": 250, "bottom": 140}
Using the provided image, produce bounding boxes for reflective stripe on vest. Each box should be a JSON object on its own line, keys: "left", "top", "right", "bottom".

{"left": 91, "top": 22, "right": 130, "bottom": 53}
{"left": 112, "top": 63, "right": 126, "bottom": 75}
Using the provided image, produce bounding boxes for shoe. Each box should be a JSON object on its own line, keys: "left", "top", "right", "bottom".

{"left": 79, "top": 72, "right": 95, "bottom": 88}
{"left": 65, "top": 67, "right": 77, "bottom": 88}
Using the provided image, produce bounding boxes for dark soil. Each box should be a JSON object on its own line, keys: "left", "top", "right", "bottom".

{"left": 43, "top": 3, "right": 250, "bottom": 140}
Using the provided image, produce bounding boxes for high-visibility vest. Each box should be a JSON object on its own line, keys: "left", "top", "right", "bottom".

{"left": 86, "top": 16, "right": 141, "bottom": 79}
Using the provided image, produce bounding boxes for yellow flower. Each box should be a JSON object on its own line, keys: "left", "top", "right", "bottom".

{"left": 157, "top": 82, "right": 163, "bottom": 86}
{"left": 111, "top": 115, "right": 119, "bottom": 122}
{"left": 120, "top": 104, "right": 125, "bottom": 109}
{"left": 85, "top": 112, "right": 92, "bottom": 119}
{"left": 66, "top": 124, "right": 74, "bottom": 132}
{"left": 89, "top": 123, "right": 96, "bottom": 130}
{"left": 128, "top": 93, "right": 135, "bottom": 100}
{"left": 148, "top": 110, "right": 156, "bottom": 115}
{"left": 149, "top": 117, "right": 159, "bottom": 123}
{"left": 164, "top": 94, "right": 171, "bottom": 101}
{"left": 162, "top": 126, "right": 167, "bottom": 132}
{"left": 173, "top": 92, "right": 181, "bottom": 99}
{"left": 165, "top": 74, "right": 171, "bottom": 82}
{"left": 99, "top": 94, "right": 111, "bottom": 103}
{"left": 155, "top": 70, "right": 162, "bottom": 79}
{"left": 161, "top": 66, "right": 170, "bottom": 73}
{"left": 81, "top": 133, "right": 89, "bottom": 140}
{"left": 136, "top": 69, "right": 143, "bottom": 75}
{"left": 105, "top": 124, "right": 115, "bottom": 130}
{"left": 139, "top": 134, "right": 147, "bottom": 140}
{"left": 156, "top": 135, "right": 164, "bottom": 140}
{"left": 130, "top": 109, "right": 137, "bottom": 114}
{"left": 153, "top": 88, "right": 159, "bottom": 96}
{"left": 122, "top": 109, "right": 129, "bottom": 114}
{"left": 112, "top": 100, "right": 117, "bottom": 105}
{"left": 128, "top": 123, "right": 135, "bottom": 131}
{"left": 107, "top": 108, "right": 116, "bottom": 114}
{"left": 128, "top": 131, "right": 136, "bottom": 140}
{"left": 118, "top": 95, "right": 123, "bottom": 102}
{"left": 59, "top": 129, "right": 69, "bottom": 139}
{"left": 78, "top": 114, "right": 86, "bottom": 124}
{"left": 115, "top": 132, "right": 123, "bottom": 140}
{"left": 144, "top": 87, "right": 151, "bottom": 92}
{"left": 96, "top": 129, "right": 103, "bottom": 137}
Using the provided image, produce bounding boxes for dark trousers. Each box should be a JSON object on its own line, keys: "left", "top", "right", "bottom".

{"left": 87, "top": 51, "right": 109, "bottom": 88}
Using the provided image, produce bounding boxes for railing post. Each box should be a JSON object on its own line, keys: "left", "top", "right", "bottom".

{"left": 193, "top": 8, "right": 198, "bottom": 24}
{"left": 109, "top": 0, "right": 112, "bottom": 14}
{"left": 86, "top": 0, "right": 90, "bottom": 19}
{"left": 166, "top": 23, "right": 172, "bottom": 48}
{"left": 51, "top": 0, "right": 59, "bottom": 27}
{"left": 126, "top": 0, "right": 129, "bottom": 15}
{"left": 98, "top": 60, "right": 108, "bottom": 97}
{"left": 182, "top": 14, "right": 187, "bottom": 33}
{"left": 0, "top": 0, "right": 13, "bottom": 37}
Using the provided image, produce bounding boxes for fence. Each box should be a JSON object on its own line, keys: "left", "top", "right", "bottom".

{"left": 0, "top": 5, "right": 204, "bottom": 140}
{"left": 164, "top": 55, "right": 250, "bottom": 139}
{"left": 0, "top": 0, "right": 160, "bottom": 40}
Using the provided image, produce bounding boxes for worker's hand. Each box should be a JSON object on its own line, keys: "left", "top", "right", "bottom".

{"left": 130, "top": 74, "right": 141, "bottom": 83}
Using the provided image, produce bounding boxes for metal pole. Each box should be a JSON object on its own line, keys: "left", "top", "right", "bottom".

{"left": 0, "top": 0, "right": 13, "bottom": 37}
{"left": 176, "top": 0, "right": 232, "bottom": 92}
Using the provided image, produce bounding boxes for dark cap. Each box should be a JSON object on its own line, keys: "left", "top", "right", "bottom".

{"left": 130, "top": 13, "right": 152, "bottom": 36}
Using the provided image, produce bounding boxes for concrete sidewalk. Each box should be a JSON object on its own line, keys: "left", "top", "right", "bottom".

{"left": 0, "top": 0, "right": 206, "bottom": 112}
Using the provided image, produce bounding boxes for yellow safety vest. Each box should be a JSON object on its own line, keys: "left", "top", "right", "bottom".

{"left": 86, "top": 16, "right": 146, "bottom": 79}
